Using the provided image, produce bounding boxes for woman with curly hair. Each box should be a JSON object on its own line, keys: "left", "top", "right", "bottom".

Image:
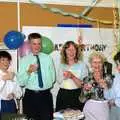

{"left": 81, "top": 51, "right": 113, "bottom": 120}
{"left": 55, "top": 41, "right": 88, "bottom": 112}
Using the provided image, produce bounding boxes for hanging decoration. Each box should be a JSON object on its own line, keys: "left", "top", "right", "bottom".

{"left": 81, "top": 0, "right": 100, "bottom": 16}
{"left": 29, "top": 0, "right": 113, "bottom": 25}
{"left": 115, "top": 0, "right": 120, "bottom": 51}
{"left": 112, "top": 0, "right": 119, "bottom": 58}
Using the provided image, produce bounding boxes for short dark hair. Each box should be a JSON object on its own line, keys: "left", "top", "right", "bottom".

{"left": 28, "top": 33, "right": 42, "bottom": 41}
{"left": 0, "top": 51, "right": 12, "bottom": 61}
{"left": 114, "top": 51, "right": 120, "bottom": 64}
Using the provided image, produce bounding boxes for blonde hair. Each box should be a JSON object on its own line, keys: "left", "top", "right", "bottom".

{"left": 88, "top": 51, "right": 106, "bottom": 64}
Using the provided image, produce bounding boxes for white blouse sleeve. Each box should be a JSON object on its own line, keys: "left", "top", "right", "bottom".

{"left": 57, "top": 65, "right": 64, "bottom": 84}
{"left": 13, "top": 75, "right": 23, "bottom": 99}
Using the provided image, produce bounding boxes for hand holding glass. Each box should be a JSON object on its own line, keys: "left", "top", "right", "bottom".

{"left": 28, "top": 64, "right": 38, "bottom": 73}
{"left": 63, "top": 71, "right": 72, "bottom": 79}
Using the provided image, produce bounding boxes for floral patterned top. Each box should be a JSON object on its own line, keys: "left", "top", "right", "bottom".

{"left": 79, "top": 72, "right": 113, "bottom": 103}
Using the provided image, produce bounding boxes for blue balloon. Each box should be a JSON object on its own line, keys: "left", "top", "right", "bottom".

{"left": 4, "top": 31, "right": 25, "bottom": 49}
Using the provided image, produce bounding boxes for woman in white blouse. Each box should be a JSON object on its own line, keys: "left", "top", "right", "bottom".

{"left": 0, "top": 51, "right": 22, "bottom": 113}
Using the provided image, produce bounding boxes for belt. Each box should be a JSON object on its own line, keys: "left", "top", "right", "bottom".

{"left": 25, "top": 88, "right": 50, "bottom": 94}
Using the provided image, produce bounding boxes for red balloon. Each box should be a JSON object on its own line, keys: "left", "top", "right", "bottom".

{"left": 18, "top": 41, "right": 31, "bottom": 57}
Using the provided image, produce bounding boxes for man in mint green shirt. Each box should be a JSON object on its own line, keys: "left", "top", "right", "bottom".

{"left": 18, "top": 33, "right": 56, "bottom": 120}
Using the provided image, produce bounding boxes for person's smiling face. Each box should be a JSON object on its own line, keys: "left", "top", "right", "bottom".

{"left": 0, "top": 57, "right": 10, "bottom": 71}
{"left": 65, "top": 44, "right": 77, "bottom": 61}
{"left": 30, "top": 38, "right": 41, "bottom": 55}
{"left": 91, "top": 56, "right": 103, "bottom": 72}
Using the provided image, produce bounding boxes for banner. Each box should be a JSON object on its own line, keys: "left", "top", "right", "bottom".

{"left": 22, "top": 26, "right": 115, "bottom": 65}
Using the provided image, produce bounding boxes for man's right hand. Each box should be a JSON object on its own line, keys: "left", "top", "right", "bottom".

{"left": 27, "top": 64, "right": 38, "bottom": 74}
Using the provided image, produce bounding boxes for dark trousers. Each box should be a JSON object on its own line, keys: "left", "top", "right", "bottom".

{"left": 1, "top": 99, "right": 17, "bottom": 113}
{"left": 56, "top": 88, "right": 84, "bottom": 112}
{"left": 23, "top": 89, "right": 53, "bottom": 120}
